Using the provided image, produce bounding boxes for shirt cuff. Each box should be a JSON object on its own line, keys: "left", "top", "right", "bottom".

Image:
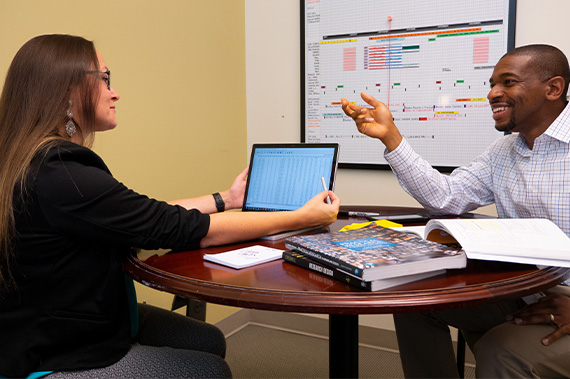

{"left": 384, "top": 137, "right": 414, "bottom": 166}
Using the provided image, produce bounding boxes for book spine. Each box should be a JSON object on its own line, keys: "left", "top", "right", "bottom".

{"left": 282, "top": 250, "right": 371, "bottom": 291}
{"left": 284, "top": 241, "right": 363, "bottom": 278}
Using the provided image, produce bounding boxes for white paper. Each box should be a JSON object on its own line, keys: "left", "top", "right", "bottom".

{"left": 203, "top": 245, "right": 284, "bottom": 269}
{"left": 425, "top": 218, "right": 570, "bottom": 266}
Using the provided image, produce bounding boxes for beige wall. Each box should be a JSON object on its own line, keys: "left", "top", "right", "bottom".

{"left": 0, "top": 0, "right": 246, "bottom": 323}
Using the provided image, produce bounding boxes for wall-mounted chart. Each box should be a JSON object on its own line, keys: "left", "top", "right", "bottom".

{"left": 302, "top": 0, "right": 516, "bottom": 171}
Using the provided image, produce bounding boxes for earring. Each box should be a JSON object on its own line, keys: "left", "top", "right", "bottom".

{"left": 65, "top": 100, "right": 76, "bottom": 137}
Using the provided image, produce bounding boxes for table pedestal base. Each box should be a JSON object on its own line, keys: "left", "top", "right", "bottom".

{"left": 329, "top": 314, "right": 359, "bottom": 378}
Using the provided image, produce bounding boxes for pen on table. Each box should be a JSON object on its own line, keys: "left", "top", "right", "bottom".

{"left": 320, "top": 176, "right": 331, "bottom": 204}
{"left": 338, "top": 211, "right": 381, "bottom": 217}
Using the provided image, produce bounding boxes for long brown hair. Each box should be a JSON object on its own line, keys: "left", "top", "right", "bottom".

{"left": 0, "top": 34, "right": 100, "bottom": 291}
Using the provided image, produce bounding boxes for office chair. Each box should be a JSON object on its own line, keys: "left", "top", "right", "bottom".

{"left": 172, "top": 295, "right": 206, "bottom": 321}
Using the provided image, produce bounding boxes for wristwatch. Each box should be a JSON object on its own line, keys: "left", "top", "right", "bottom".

{"left": 213, "top": 192, "right": 225, "bottom": 212}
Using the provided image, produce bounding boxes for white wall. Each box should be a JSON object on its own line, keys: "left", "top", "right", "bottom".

{"left": 245, "top": 0, "right": 570, "bottom": 216}
{"left": 245, "top": 0, "right": 570, "bottom": 331}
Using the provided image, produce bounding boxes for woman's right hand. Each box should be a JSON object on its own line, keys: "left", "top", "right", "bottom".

{"left": 297, "top": 191, "right": 340, "bottom": 228}
{"left": 201, "top": 190, "right": 340, "bottom": 248}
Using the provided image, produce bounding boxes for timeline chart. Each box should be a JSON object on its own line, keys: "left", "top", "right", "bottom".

{"left": 302, "top": 0, "right": 515, "bottom": 169}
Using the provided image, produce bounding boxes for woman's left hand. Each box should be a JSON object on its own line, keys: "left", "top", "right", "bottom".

{"left": 223, "top": 166, "right": 248, "bottom": 210}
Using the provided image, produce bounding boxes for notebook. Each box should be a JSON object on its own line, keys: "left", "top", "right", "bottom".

{"left": 243, "top": 143, "right": 340, "bottom": 240}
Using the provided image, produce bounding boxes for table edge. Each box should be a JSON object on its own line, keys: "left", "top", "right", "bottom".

{"left": 124, "top": 252, "right": 570, "bottom": 314}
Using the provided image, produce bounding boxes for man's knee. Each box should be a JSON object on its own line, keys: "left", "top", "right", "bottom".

{"left": 474, "top": 322, "right": 547, "bottom": 378}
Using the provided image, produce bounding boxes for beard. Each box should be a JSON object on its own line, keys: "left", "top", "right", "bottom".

{"left": 495, "top": 119, "right": 516, "bottom": 133}
{"left": 494, "top": 109, "right": 517, "bottom": 133}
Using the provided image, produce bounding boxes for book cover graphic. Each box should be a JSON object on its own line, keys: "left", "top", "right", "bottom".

{"left": 286, "top": 224, "right": 462, "bottom": 276}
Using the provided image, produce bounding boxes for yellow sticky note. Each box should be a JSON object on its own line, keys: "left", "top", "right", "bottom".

{"left": 339, "top": 219, "right": 402, "bottom": 232}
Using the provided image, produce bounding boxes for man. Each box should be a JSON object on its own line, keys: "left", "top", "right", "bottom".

{"left": 341, "top": 44, "right": 570, "bottom": 378}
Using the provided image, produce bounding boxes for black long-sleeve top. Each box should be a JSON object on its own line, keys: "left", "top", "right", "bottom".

{"left": 0, "top": 141, "right": 210, "bottom": 377}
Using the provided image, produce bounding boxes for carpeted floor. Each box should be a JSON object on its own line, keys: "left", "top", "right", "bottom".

{"left": 225, "top": 323, "right": 475, "bottom": 379}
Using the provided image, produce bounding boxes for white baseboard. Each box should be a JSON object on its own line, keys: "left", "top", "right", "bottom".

{"left": 216, "top": 309, "right": 475, "bottom": 365}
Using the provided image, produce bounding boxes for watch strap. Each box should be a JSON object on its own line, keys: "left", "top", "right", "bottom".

{"left": 213, "top": 192, "right": 225, "bottom": 212}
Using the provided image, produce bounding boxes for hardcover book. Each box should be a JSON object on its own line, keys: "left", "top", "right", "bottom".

{"left": 282, "top": 250, "right": 445, "bottom": 291}
{"left": 285, "top": 223, "right": 466, "bottom": 281}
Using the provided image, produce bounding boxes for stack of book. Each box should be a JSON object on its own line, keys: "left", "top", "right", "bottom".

{"left": 283, "top": 218, "right": 570, "bottom": 291}
{"left": 283, "top": 223, "right": 466, "bottom": 291}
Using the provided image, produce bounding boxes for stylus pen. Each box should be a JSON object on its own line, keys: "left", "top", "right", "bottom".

{"left": 321, "top": 176, "right": 331, "bottom": 204}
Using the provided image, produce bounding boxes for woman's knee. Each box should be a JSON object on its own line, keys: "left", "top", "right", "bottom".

{"left": 136, "top": 303, "right": 227, "bottom": 358}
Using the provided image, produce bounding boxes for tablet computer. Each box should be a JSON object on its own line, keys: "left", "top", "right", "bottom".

{"left": 243, "top": 143, "right": 339, "bottom": 213}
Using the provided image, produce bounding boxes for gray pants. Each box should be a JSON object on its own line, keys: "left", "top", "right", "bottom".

{"left": 48, "top": 303, "right": 232, "bottom": 378}
{"left": 393, "top": 298, "right": 570, "bottom": 378}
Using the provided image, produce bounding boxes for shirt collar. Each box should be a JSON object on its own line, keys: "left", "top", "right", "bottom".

{"left": 543, "top": 101, "right": 570, "bottom": 144}
{"left": 513, "top": 102, "right": 570, "bottom": 155}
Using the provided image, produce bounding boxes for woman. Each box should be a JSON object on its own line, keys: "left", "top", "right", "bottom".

{"left": 0, "top": 34, "right": 339, "bottom": 378}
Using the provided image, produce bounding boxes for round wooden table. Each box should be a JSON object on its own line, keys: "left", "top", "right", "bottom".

{"left": 124, "top": 206, "right": 570, "bottom": 378}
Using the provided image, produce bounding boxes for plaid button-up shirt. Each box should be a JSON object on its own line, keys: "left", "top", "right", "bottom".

{"left": 385, "top": 102, "right": 570, "bottom": 237}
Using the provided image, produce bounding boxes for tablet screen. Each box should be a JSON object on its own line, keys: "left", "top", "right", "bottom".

{"left": 243, "top": 143, "right": 339, "bottom": 212}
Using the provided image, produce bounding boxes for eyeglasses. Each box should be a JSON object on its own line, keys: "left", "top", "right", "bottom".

{"left": 87, "top": 70, "right": 111, "bottom": 90}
